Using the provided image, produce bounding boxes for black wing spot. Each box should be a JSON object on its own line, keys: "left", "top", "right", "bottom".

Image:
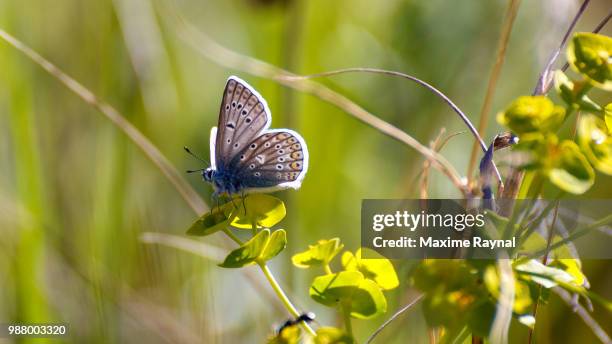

{"left": 238, "top": 104, "right": 243, "bottom": 109}
{"left": 254, "top": 172, "right": 261, "bottom": 177}
{"left": 264, "top": 142, "right": 271, "bottom": 148}
{"left": 241, "top": 110, "right": 247, "bottom": 115}
{"left": 226, "top": 123, "right": 235, "bottom": 129}
{"left": 278, "top": 157, "right": 285, "bottom": 162}
{"left": 249, "top": 164, "right": 256, "bottom": 169}
{"left": 245, "top": 117, "right": 252, "bottom": 123}
{"left": 276, "top": 164, "right": 283, "bottom": 170}
{"left": 233, "top": 143, "right": 239, "bottom": 148}
{"left": 240, "top": 154, "right": 245, "bottom": 160}
{"left": 226, "top": 138, "right": 231, "bottom": 144}
{"left": 250, "top": 143, "right": 257, "bottom": 149}
{"left": 231, "top": 101, "right": 236, "bottom": 108}
{"left": 225, "top": 104, "right": 230, "bottom": 111}
{"left": 275, "top": 144, "right": 282, "bottom": 149}
{"left": 278, "top": 149, "right": 284, "bottom": 154}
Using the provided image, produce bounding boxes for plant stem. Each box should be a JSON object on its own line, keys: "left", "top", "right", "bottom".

{"left": 223, "top": 228, "right": 244, "bottom": 246}
{"left": 258, "top": 263, "right": 317, "bottom": 337}
{"left": 342, "top": 301, "right": 354, "bottom": 338}
{"left": 466, "top": 0, "right": 521, "bottom": 184}
{"left": 535, "top": 0, "right": 591, "bottom": 94}
{"left": 528, "top": 201, "right": 560, "bottom": 344}
{"left": 324, "top": 264, "right": 333, "bottom": 275}
{"left": 366, "top": 294, "right": 424, "bottom": 344}
{"left": 286, "top": 67, "right": 503, "bottom": 187}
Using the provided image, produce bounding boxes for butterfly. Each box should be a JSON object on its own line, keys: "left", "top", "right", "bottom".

{"left": 188, "top": 76, "right": 309, "bottom": 198}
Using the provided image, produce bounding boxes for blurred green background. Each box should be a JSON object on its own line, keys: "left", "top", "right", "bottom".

{"left": 0, "top": 0, "right": 611, "bottom": 342}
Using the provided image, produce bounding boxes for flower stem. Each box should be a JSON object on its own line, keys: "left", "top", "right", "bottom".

{"left": 222, "top": 227, "right": 244, "bottom": 246}
{"left": 466, "top": 0, "right": 521, "bottom": 184}
{"left": 342, "top": 301, "right": 354, "bottom": 338}
{"left": 324, "top": 264, "right": 333, "bottom": 275}
{"left": 258, "top": 262, "right": 317, "bottom": 337}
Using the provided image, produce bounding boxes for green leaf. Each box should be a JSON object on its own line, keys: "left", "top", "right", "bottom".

{"left": 497, "top": 96, "right": 565, "bottom": 134}
{"left": 548, "top": 140, "right": 595, "bottom": 194}
{"left": 186, "top": 202, "right": 234, "bottom": 236}
{"left": 578, "top": 114, "right": 612, "bottom": 175}
{"left": 553, "top": 70, "right": 602, "bottom": 112}
{"left": 230, "top": 194, "right": 286, "bottom": 229}
{"left": 567, "top": 32, "right": 612, "bottom": 90}
{"left": 550, "top": 259, "right": 587, "bottom": 286}
{"left": 259, "top": 229, "right": 287, "bottom": 262}
{"left": 219, "top": 229, "right": 270, "bottom": 268}
{"left": 605, "top": 103, "right": 612, "bottom": 132}
{"left": 292, "top": 238, "right": 344, "bottom": 268}
{"left": 514, "top": 259, "right": 576, "bottom": 288}
{"left": 309, "top": 271, "right": 387, "bottom": 319}
{"left": 314, "top": 327, "right": 354, "bottom": 344}
{"left": 341, "top": 249, "right": 399, "bottom": 290}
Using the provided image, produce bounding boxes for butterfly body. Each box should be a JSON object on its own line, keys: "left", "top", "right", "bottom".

{"left": 202, "top": 76, "right": 309, "bottom": 197}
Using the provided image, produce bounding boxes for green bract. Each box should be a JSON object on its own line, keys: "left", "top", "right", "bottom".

{"left": 219, "top": 229, "right": 287, "bottom": 268}
{"left": 309, "top": 271, "right": 387, "bottom": 319}
{"left": 497, "top": 96, "right": 565, "bottom": 134}
{"left": 231, "top": 194, "right": 286, "bottom": 229}
{"left": 547, "top": 140, "right": 595, "bottom": 194}
{"left": 187, "top": 202, "right": 234, "bottom": 236}
{"left": 553, "top": 70, "right": 601, "bottom": 112}
{"left": 567, "top": 32, "right": 612, "bottom": 90}
{"left": 514, "top": 134, "right": 595, "bottom": 194}
{"left": 219, "top": 229, "right": 270, "bottom": 268}
{"left": 292, "top": 238, "right": 344, "bottom": 268}
{"left": 259, "top": 229, "right": 287, "bottom": 262}
{"left": 186, "top": 194, "right": 286, "bottom": 235}
{"left": 341, "top": 249, "right": 399, "bottom": 290}
{"left": 314, "top": 327, "right": 354, "bottom": 344}
{"left": 578, "top": 114, "right": 612, "bottom": 175}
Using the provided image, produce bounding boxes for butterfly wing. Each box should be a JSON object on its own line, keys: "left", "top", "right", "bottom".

{"left": 213, "top": 76, "right": 271, "bottom": 170}
{"left": 230, "top": 129, "right": 309, "bottom": 193}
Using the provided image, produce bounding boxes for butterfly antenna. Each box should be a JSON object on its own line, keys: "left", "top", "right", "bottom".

{"left": 186, "top": 168, "right": 206, "bottom": 174}
{"left": 184, "top": 146, "right": 209, "bottom": 165}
